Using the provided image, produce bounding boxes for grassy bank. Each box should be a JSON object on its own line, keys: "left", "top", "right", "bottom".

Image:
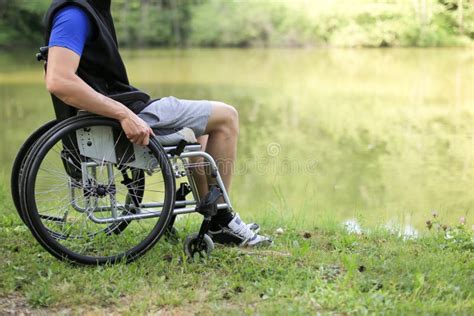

{"left": 1, "top": 186, "right": 472, "bottom": 314}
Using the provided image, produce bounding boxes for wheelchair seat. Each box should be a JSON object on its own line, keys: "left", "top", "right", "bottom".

{"left": 155, "top": 127, "right": 198, "bottom": 146}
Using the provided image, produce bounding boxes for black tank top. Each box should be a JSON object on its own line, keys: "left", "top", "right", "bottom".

{"left": 44, "top": 0, "right": 151, "bottom": 118}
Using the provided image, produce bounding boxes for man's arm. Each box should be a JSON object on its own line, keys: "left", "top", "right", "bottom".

{"left": 45, "top": 47, "right": 153, "bottom": 145}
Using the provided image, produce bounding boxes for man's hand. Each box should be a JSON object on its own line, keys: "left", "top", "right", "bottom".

{"left": 119, "top": 112, "right": 155, "bottom": 146}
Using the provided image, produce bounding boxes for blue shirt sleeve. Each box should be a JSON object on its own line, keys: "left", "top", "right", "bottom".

{"left": 48, "top": 6, "right": 92, "bottom": 57}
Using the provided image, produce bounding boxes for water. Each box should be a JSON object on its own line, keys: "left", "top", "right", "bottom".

{"left": 1, "top": 48, "right": 473, "bottom": 230}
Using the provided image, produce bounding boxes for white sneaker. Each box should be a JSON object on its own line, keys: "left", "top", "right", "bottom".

{"left": 247, "top": 222, "right": 260, "bottom": 233}
{"left": 208, "top": 213, "right": 272, "bottom": 247}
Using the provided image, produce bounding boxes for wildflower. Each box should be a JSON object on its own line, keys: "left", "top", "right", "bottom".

{"left": 426, "top": 220, "right": 432, "bottom": 230}
{"left": 442, "top": 224, "right": 448, "bottom": 231}
{"left": 432, "top": 212, "right": 438, "bottom": 218}
{"left": 459, "top": 217, "right": 465, "bottom": 225}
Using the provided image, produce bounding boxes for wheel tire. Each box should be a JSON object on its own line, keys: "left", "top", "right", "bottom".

{"left": 11, "top": 120, "right": 57, "bottom": 224}
{"left": 184, "top": 233, "right": 214, "bottom": 261}
{"left": 20, "top": 114, "right": 176, "bottom": 265}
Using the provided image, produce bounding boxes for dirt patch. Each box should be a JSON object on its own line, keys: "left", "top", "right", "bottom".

{"left": 0, "top": 294, "right": 40, "bottom": 315}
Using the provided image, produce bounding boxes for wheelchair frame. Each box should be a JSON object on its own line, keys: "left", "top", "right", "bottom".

{"left": 69, "top": 142, "right": 233, "bottom": 225}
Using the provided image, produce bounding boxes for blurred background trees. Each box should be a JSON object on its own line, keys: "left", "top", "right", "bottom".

{"left": 0, "top": 0, "right": 472, "bottom": 49}
{"left": 0, "top": 0, "right": 50, "bottom": 48}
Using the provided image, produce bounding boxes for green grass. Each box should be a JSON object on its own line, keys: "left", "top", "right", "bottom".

{"left": 1, "top": 186, "right": 472, "bottom": 315}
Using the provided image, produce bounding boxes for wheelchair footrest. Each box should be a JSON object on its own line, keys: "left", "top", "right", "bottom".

{"left": 196, "top": 185, "right": 221, "bottom": 218}
{"left": 194, "top": 188, "right": 220, "bottom": 253}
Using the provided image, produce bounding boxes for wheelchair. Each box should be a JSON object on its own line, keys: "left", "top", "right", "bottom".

{"left": 10, "top": 48, "right": 233, "bottom": 265}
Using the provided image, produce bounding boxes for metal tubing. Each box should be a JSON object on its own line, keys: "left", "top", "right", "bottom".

{"left": 87, "top": 203, "right": 229, "bottom": 224}
{"left": 179, "top": 151, "right": 233, "bottom": 211}
{"left": 70, "top": 144, "right": 234, "bottom": 224}
{"left": 106, "top": 163, "right": 118, "bottom": 218}
{"left": 80, "top": 162, "right": 93, "bottom": 219}
{"left": 164, "top": 144, "right": 201, "bottom": 153}
{"left": 70, "top": 198, "right": 200, "bottom": 214}
{"left": 181, "top": 156, "right": 202, "bottom": 203}
{"left": 88, "top": 210, "right": 163, "bottom": 223}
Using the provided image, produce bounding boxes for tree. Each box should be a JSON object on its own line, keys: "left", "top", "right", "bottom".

{"left": 0, "top": 0, "right": 50, "bottom": 48}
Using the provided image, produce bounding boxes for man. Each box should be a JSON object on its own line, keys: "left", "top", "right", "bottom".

{"left": 43, "top": 0, "right": 271, "bottom": 246}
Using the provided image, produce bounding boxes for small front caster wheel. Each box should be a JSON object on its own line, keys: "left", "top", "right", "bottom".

{"left": 184, "top": 233, "right": 214, "bottom": 261}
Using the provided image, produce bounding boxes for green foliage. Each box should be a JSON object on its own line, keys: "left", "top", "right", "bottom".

{"left": 426, "top": 213, "right": 474, "bottom": 251}
{"left": 111, "top": 0, "right": 202, "bottom": 47}
{"left": 0, "top": 0, "right": 472, "bottom": 48}
{"left": 189, "top": 0, "right": 474, "bottom": 48}
{"left": 0, "top": 0, "right": 50, "bottom": 48}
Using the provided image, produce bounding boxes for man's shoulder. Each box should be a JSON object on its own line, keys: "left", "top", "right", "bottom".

{"left": 49, "top": 3, "right": 94, "bottom": 56}
{"left": 51, "top": 3, "right": 94, "bottom": 39}
{"left": 53, "top": 4, "right": 91, "bottom": 24}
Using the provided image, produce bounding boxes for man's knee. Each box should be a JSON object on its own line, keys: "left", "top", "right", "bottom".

{"left": 210, "top": 101, "right": 239, "bottom": 135}
{"left": 225, "top": 103, "right": 239, "bottom": 134}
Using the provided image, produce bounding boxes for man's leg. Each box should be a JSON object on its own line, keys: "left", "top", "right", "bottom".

{"left": 186, "top": 102, "right": 239, "bottom": 229}
{"left": 141, "top": 97, "right": 269, "bottom": 246}
{"left": 191, "top": 102, "right": 239, "bottom": 199}
{"left": 190, "top": 135, "right": 209, "bottom": 199}
{"left": 200, "top": 101, "right": 270, "bottom": 246}
{"left": 205, "top": 102, "right": 239, "bottom": 192}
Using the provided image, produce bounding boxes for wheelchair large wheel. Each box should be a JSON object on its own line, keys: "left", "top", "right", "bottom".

{"left": 11, "top": 120, "right": 57, "bottom": 224}
{"left": 19, "top": 114, "right": 175, "bottom": 265}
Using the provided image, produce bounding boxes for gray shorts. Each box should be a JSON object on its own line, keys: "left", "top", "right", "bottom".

{"left": 138, "top": 96, "right": 213, "bottom": 137}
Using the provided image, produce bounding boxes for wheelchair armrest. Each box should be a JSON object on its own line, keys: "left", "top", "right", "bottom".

{"left": 164, "top": 143, "right": 202, "bottom": 155}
